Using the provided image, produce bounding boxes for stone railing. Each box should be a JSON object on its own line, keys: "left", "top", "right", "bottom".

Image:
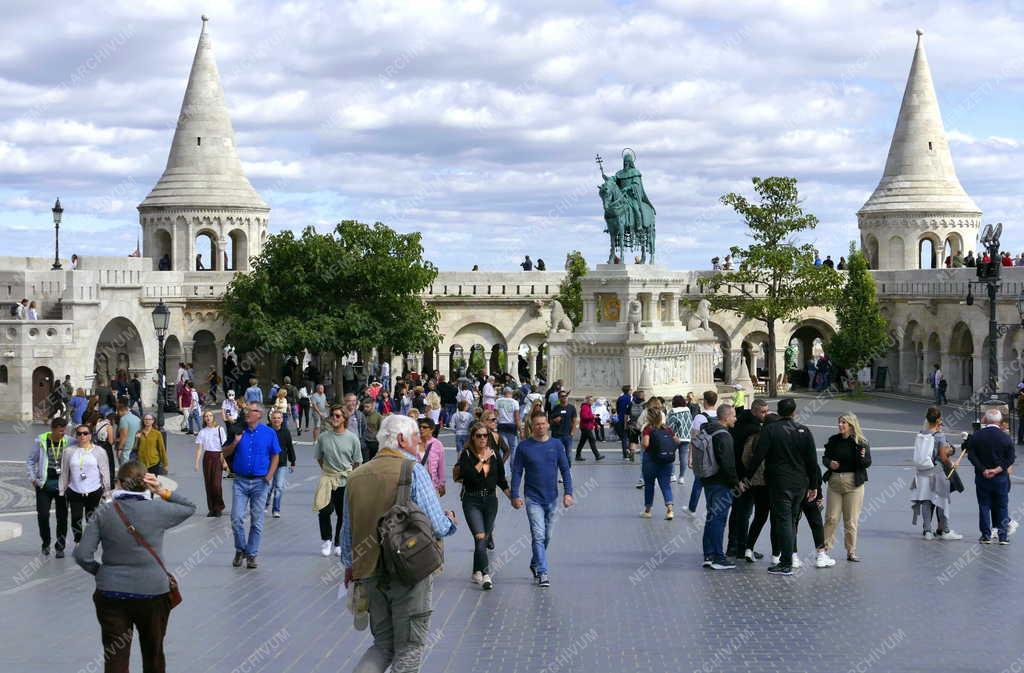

{"left": 424, "top": 272, "right": 566, "bottom": 300}
{"left": 0, "top": 319, "right": 75, "bottom": 349}
{"left": 873, "top": 268, "right": 1024, "bottom": 299}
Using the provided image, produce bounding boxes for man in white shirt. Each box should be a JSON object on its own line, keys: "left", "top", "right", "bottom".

{"left": 482, "top": 376, "right": 497, "bottom": 410}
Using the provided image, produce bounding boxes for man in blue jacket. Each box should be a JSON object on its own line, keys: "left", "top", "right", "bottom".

{"left": 615, "top": 385, "right": 632, "bottom": 460}
{"left": 966, "top": 409, "right": 1016, "bottom": 544}
{"left": 511, "top": 410, "right": 573, "bottom": 588}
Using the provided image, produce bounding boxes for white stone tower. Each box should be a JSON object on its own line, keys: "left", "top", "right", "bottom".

{"left": 858, "top": 30, "right": 980, "bottom": 270}
{"left": 138, "top": 16, "right": 269, "bottom": 272}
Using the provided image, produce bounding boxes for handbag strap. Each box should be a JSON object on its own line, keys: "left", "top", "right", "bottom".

{"left": 112, "top": 501, "right": 174, "bottom": 578}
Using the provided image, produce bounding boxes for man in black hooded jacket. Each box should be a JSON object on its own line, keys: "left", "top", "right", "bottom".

{"left": 726, "top": 400, "right": 767, "bottom": 557}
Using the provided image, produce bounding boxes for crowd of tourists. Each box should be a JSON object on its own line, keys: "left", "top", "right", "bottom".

{"left": 23, "top": 361, "right": 1020, "bottom": 673}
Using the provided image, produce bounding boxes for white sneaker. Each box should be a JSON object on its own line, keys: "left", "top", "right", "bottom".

{"left": 923, "top": 531, "right": 934, "bottom": 541}
{"left": 771, "top": 554, "right": 781, "bottom": 565}
{"left": 320, "top": 540, "right": 332, "bottom": 557}
{"left": 936, "top": 530, "right": 963, "bottom": 541}
{"left": 791, "top": 554, "right": 802, "bottom": 569}
{"left": 472, "top": 571, "right": 483, "bottom": 584}
{"left": 677, "top": 476, "right": 685, "bottom": 485}
{"left": 815, "top": 551, "right": 836, "bottom": 568}
{"left": 481, "top": 574, "right": 493, "bottom": 590}
{"left": 1009, "top": 520, "right": 1019, "bottom": 536}
{"left": 334, "top": 546, "right": 342, "bottom": 557}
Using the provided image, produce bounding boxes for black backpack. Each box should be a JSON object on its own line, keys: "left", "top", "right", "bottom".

{"left": 8, "top": 304, "right": 17, "bottom": 317}
{"left": 377, "top": 460, "right": 444, "bottom": 585}
{"left": 648, "top": 427, "right": 677, "bottom": 464}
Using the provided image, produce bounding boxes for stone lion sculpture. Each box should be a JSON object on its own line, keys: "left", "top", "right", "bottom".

{"left": 627, "top": 298, "right": 642, "bottom": 335}
{"left": 693, "top": 298, "right": 711, "bottom": 331}
{"left": 550, "top": 299, "right": 574, "bottom": 333}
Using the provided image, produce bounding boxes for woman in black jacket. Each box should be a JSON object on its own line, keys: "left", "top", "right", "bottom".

{"left": 455, "top": 421, "right": 510, "bottom": 590}
{"left": 822, "top": 412, "right": 872, "bottom": 561}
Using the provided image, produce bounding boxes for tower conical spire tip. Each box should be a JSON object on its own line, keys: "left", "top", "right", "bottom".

{"left": 916, "top": 28, "right": 923, "bottom": 37}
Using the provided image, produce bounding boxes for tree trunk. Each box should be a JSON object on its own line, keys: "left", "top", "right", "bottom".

{"left": 766, "top": 318, "right": 778, "bottom": 398}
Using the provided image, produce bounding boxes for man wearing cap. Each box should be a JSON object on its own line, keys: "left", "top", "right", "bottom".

{"left": 548, "top": 390, "right": 578, "bottom": 465}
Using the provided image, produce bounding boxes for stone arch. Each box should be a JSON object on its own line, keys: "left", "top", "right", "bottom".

{"left": 900, "top": 320, "right": 922, "bottom": 386}
{"left": 707, "top": 321, "right": 732, "bottom": 382}
{"left": 195, "top": 229, "right": 218, "bottom": 271}
{"left": 228, "top": 228, "right": 249, "bottom": 271}
{"left": 517, "top": 332, "right": 548, "bottom": 383}
{"left": 918, "top": 234, "right": 940, "bottom": 269}
{"left": 92, "top": 317, "right": 147, "bottom": 389}
{"left": 888, "top": 235, "right": 906, "bottom": 269}
{"left": 949, "top": 322, "right": 974, "bottom": 399}
{"left": 0, "top": 364, "right": 6, "bottom": 384}
{"left": 945, "top": 232, "right": 964, "bottom": 260}
{"left": 926, "top": 332, "right": 942, "bottom": 379}
{"left": 789, "top": 319, "right": 836, "bottom": 389}
{"left": 32, "top": 366, "right": 54, "bottom": 421}
{"left": 864, "top": 234, "right": 879, "bottom": 270}
{"left": 740, "top": 330, "right": 770, "bottom": 382}
{"left": 154, "top": 228, "right": 173, "bottom": 270}
{"left": 192, "top": 330, "right": 218, "bottom": 388}
{"left": 164, "top": 335, "right": 183, "bottom": 381}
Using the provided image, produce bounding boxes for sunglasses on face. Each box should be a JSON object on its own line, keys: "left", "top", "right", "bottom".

{"left": 473, "top": 433, "right": 488, "bottom": 438}
{"left": 76, "top": 431, "right": 91, "bottom": 436}
{"left": 332, "top": 413, "right": 345, "bottom": 418}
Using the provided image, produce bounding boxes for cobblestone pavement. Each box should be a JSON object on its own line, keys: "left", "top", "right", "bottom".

{"left": 0, "top": 394, "right": 1021, "bottom": 672}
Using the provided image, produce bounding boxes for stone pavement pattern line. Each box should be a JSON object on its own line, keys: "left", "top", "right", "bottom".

{"left": 0, "top": 394, "right": 1021, "bottom": 672}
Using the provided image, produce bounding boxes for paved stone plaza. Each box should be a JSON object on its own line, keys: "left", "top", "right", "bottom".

{"left": 0, "top": 394, "right": 1021, "bottom": 673}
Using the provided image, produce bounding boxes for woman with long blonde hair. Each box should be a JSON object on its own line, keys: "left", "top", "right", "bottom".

{"left": 822, "top": 412, "right": 872, "bottom": 561}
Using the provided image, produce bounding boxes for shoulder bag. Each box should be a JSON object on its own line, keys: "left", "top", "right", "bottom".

{"left": 112, "top": 501, "right": 182, "bottom": 608}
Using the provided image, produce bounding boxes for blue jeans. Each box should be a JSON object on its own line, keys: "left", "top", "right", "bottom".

{"left": 188, "top": 407, "right": 201, "bottom": 433}
{"left": 618, "top": 421, "right": 630, "bottom": 457}
{"left": 455, "top": 434, "right": 468, "bottom": 454}
{"left": 442, "top": 403, "right": 456, "bottom": 426}
{"left": 525, "top": 498, "right": 556, "bottom": 575}
{"left": 702, "top": 483, "right": 733, "bottom": 561}
{"left": 688, "top": 475, "right": 703, "bottom": 512}
{"left": 498, "top": 426, "right": 519, "bottom": 462}
{"left": 232, "top": 476, "right": 269, "bottom": 556}
{"left": 976, "top": 473, "right": 1011, "bottom": 541}
{"left": 676, "top": 443, "right": 689, "bottom": 480}
{"left": 642, "top": 453, "right": 674, "bottom": 509}
{"left": 265, "top": 467, "right": 288, "bottom": 513}
{"left": 557, "top": 435, "right": 572, "bottom": 464}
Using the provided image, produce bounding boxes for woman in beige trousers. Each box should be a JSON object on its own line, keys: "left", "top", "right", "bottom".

{"left": 822, "top": 413, "right": 872, "bottom": 562}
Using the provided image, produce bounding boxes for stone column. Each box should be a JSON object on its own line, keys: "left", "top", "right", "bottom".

{"left": 664, "top": 292, "right": 680, "bottom": 326}
{"left": 726, "top": 348, "right": 744, "bottom": 384}
{"left": 583, "top": 296, "right": 596, "bottom": 325}
{"left": 184, "top": 342, "right": 195, "bottom": 368}
{"left": 216, "top": 239, "right": 227, "bottom": 270}
{"left": 438, "top": 350, "right": 451, "bottom": 379}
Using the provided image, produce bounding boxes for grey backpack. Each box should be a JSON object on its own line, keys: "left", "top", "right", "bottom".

{"left": 377, "top": 460, "right": 444, "bottom": 585}
{"left": 691, "top": 427, "right": 728, "bottom": 479}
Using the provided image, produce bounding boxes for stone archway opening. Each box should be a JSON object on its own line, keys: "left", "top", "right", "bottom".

{"left": 192, "top": 330, "right": 218, "bottom": 393}
{"left": 950, "top": 322, "right": 974, "bottom": 399}
{"left": 32, "top": 366, "right": 54, "bottom": 421}
{"left": 154, "top": 229, "right": 173, "bottom": 270}
{"left": 449, "top": 345, "right": 465, "bottom": 380}
{"left": 790, "top": 321, "right": 835, "bottom": 389}
{"left": 864, "top": 234, "right": 879, "bottom": 270}
{"left": 918, "top": 236, "right": 939, "bottom": 269}
{"left": 229, "top": 229, "right": 248, "bottom": 271}
{"left": 195, "top": 231, "right": 217, "bottom": 271}
{"left": 94, "top": 317, "right": 145, "bottom": 391}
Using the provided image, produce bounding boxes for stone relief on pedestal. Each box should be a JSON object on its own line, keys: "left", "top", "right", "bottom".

{"left": 575, "top": 356, "right": 623, "bottom": 387}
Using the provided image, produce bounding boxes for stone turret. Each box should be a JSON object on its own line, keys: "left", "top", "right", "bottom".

{"left": 858, "top": 30, "right": 980, "bottom": 270}
{"left": 138, "top": 15, "right": 269, "bottom": 271}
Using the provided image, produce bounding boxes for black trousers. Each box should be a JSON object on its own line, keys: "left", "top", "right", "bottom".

{"left": 726, "top": 489, "right": 753, "bottom": 555}
{"left": 94, "top": 591, "right": 171, "bottom": 673}
{"left": 462, "top": 493, "right": 498, "bottom": 573}
{"left": 595, "top": 424, "right": 606, "bottom": 442}
{"left": 745, "top": 485, "right": 771, "bottom": 551}
{"left": 299, "top": 399, "right": 310, "bottom": 429}
{"left": 68, "top": 488, "right": 103, "bottom": 543}
{"left": 35, "top": 485, "right": 68, "bottom": 549}
{"left": 797, "top": 496, "right": 825, "bottom": 551}
{"left": 318, "top": 486, "right": 345, "bottom": 546}
{"left": 768, "top": 485, "right": 804, "bottom": 567}
{"left": 361, "top": 440, "right": 379, "bottom": 464}
{"left": 575, "top": 429, "right": 600, "bottom": 458}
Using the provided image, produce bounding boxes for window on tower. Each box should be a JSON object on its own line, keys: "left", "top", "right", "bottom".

{"left": 197, "top": 137, "right": 201, "bottom": 146}
{"left": 928, "top": 141, "right": 933, "bottom": 150}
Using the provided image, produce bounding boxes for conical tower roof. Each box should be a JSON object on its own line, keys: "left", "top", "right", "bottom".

{"left": 139, "top": 16, "right": 267, "bottom": 211}
{"left": 858, "top": 30, "right": 979, "bottom": 215}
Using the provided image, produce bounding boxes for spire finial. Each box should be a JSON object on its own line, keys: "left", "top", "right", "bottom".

{"left": 201, "top": 14, "right": 209, "bottom": 33}
{"left": 916, "top": 28, "right": 924, "bottom": 37}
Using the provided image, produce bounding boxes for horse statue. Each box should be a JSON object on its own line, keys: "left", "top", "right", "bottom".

{"left": 597, "top": 150, "right": 656, "bottom": 264}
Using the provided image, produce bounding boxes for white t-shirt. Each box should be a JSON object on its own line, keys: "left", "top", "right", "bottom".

{"left": 196, "top": 426, "right": 226, "bottom": 453}
{"left": 482, "top": 383, "right": 497, "bottom": 406}
{"left": 68, "top": 447, "right": 102, "bottom": 494}
{"left": 691, "top": 407, "right": 717, "bottom": 440}
{"left": 495, "top": 397, "right": 519, "bottom": 424}
{"left": 456, "top": 389, "right": 475, "bottom": 407}
{"left": 190, "top": 390, "right": 200, "bottom": 410}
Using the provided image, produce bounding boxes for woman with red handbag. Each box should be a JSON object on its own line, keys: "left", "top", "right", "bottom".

{"left": 74, "top": 460, "right": 195, "bottom": 673}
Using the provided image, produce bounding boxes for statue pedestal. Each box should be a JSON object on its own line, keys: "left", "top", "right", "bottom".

{"left": 547, "top": 264, "right": 717, "bottom": 399}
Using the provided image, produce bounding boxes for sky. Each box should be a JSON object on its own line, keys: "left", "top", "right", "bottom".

{"left": 2, "top": 0, "right": 1024, "bottom": 271}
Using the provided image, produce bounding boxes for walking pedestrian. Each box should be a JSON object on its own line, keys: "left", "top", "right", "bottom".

{"left": 222, "top": 404, "right": 281, "bottom": 569}
{"left": 135, "top": 413, "right": 168, "bottom": 477}
{"left": 60, "top": 424, "right": 112, "bottom": 546}
{"left": 73, "top": 462, "right": 195, "bottom": 673}
{"left": 666, "top": 395, "right": 693, "bottom": 484}
{"left": 360, "top": 397, "right": 382, "bottom": 462}
{"left": 496, "top": 387, "right": 522, "bottom": 460}
{"left": 128, "top": 374, "right": 143, "bottom": 417}
{"left": 244, "top": 378, "right": 263, "bottom": 404}
{"left": 615, "top": 385, "right": 632, "bottom": 459}
{"left": 822, "top": 413, "right": 873, "bottom": 561}
{"left": 185, "top": 381, "right": 201, "bottom": 435}
{"left": 194, "top": 410, "right": 227, "bottom": 517}
{"left": 298, "top": 382, "right": 311, "bottom": 436}
{"left": 457, "top": 421, "right": 511, "bottom": 590}
{"left": 69, "top": 388, "right": 88, "bottom": 426}
{"left": 222, "top": 390, "right": 239, "bottom": 427}
{"left": 743, "top": 398, "right": 821, "bottom": 576}
{"left": 310, "top": 384, "right": 328, "bottom": 442}
{"left": 575, "top": 395, "right": 604, "bottom": 461}
{"left": 93, "top": 413, "right": 118, "bottom": 479}
{"left": 116, "top": 401, "right": 141, "bottom": 465}
{"left": 510, "top": 410, "right": 574, "bottom": 588}
{"left": 340, "top": 414, "right": 457, "bottom": 672}
{"left": 265, "top": 410, "right": 296, "bottom": 518}
{"left": 417, "top": 418, "right": 446, "bottom": 497}
{"left": 27, "top": 417, "right": 70, "bottom": 557}
{"left": 451, "top": 400, "right": 474, "bottom": 453}
{"left": 697, "top": 404, "right": 739, "bottom": 569}
{"left": 911, "top": 406, "right": 964, "bottom": 541}
{"left": 742, "top": 412, "right": 776, "bottom": 563}
{"left": 639, "top": 407, "right": 680, "bottom": 520}
{"left": 966, "top": 408, "right": 1016, "bottom": 544}
{"left": 592, "top": 396, "right": 610, "bottom": 442}
{"left": 314, "top": 405, "right": 361, "bottom": 556}
{"left": 684, "top": 390, "right": 719, "bottom": 516}
{"left": 548, "top": 390, "right": 578, "bottom": 465}
{"left": 726, "top": 399, "right": 767, "bottom": 557}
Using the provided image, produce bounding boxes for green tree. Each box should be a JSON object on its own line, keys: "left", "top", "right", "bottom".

{"left": 468, "top": 348, "right": 486, "bottom": 376}
{"left": 827, "top": 243, "right": 889, "bottom": 390}
{"left": 222, "top": 220, "right": 439, "bottom": 360}
{"left": 556, "top": 251, "right": 588, "bottom": 326}
{"left": 700, "top": 177, "right": 841, "bottom": 397}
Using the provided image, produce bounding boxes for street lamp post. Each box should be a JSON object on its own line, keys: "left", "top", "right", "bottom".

{"left": 151, "top": 300, "right": 170, "bottom": 431}
{"left": 51, "top": 199, "right": 63, "bottom": 270}
{"left": 964, "top": 223, "right": 1024, "bottom": 397}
